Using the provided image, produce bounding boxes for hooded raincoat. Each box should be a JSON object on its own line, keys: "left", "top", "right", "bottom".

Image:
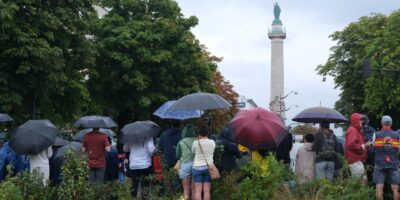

{"left": 217, "top": 128, "right": 242, "bottom": 172}
{"left": 345, "top": 113, "right": 367, "bottom": 164}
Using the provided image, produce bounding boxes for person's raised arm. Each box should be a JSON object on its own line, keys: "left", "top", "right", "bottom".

{"left": 82, "top": 140, "right": 87, "bottom": 153}
{"left": 147, "top": 138, "right": 156, "bottom": 154}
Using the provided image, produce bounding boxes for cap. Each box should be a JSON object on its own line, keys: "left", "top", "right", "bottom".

{"left": 381, "top": 115, "right": 392, "bottom": 125}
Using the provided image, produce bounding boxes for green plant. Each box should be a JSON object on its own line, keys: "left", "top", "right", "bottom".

{"left": 232, "top": 154, "right": 286, "bottom": 200}
{"left": 57, "top": 150, "right": 91, "bottom": 200}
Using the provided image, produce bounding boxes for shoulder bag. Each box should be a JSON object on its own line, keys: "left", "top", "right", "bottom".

{"left": 198, "top": 139, "right": 220, "bottom": 180}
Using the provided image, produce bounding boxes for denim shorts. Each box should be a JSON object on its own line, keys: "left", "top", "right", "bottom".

{"left": 192, "top": 166, "right": 211, "bottom": 183}
{"left": 179, "top": 161, "right": 193, "bottom": 179}
{"left": 373, "top": 167, "right": 400, "bottom": 184}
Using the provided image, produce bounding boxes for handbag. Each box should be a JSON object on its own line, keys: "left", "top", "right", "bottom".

{"left": 198, "top": 139, "right": 220, "bottom": 180}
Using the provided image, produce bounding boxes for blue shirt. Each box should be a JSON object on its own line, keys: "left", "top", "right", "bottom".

{"left": 373, "top": 129, "right": 399, "bottom": 169}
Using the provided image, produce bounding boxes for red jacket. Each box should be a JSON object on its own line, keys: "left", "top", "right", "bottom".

{"left": 345, "top": 113, "right": 367, "bottom": 164}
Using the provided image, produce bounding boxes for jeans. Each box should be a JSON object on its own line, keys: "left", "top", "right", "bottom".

{"left": 315, "top": 161, "right": 334, "bottom": 181}
{"left": 89, "top": 167, "right": 105, "bottom": 184}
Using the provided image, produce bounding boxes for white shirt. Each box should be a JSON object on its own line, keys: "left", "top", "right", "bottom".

{"left": 123, "top": 138, "right": 155, "bottom": 170}
{"left": 192, "top": 138, "right": 215, "bottom": 167}
{"left": 28, "top": 147, "right": 53, "bottom": 168}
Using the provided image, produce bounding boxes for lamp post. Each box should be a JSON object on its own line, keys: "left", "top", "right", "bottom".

{"left": 269, "top": 91, "right": 298, "bottom": 120}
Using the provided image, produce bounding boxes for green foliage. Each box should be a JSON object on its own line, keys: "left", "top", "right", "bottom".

{"left": 0, "top": 170, "right": 56, "bottom": 200}
{"left": 0, "top": 0, "right": 97, "bottom": 126}
{"left": 232, "top": 154, "right": 287, "bottom": 200}
{"left": 317, "top": 10, "right": 400, "bottom": 128}
{"left": 287, "top": 178, "right": 374, "bottom": 200}
{"left": 89, "top": 0, "right": 217, "bottom": 123}
{"left": 58, "top": 150, "right": 91, "bottom": 200}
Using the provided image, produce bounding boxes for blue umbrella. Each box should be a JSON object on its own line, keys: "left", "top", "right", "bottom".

{"left": 0, "top": 113, "right": 13, "bottom": 122}
{"left": 153, "top": 100, "right": 202, "bottom": 120}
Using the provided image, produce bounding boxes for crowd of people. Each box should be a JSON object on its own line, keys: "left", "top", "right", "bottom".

{"left": 295, "top": 113, "right": 400, "bottom": 200}
{"left": 1, "top": 113, "right": 399, "bottom": 200}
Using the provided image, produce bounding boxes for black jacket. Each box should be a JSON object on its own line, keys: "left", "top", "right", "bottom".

{"left": 217, "top": 129, "right": 242, "bottom": 172}
{"left": 312, "top": 130, "right": 343, "bottom": 163}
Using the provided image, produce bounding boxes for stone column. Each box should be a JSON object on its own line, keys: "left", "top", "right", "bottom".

{"left": 268, "top": 21, "right": 286, "bottom": 118}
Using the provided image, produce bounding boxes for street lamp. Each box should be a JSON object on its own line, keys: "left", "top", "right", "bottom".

{"left": 269, "top": 91, "right": 298, "bottom": 120}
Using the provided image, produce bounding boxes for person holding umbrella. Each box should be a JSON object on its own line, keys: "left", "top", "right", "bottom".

{"left": 120, "top": 121, "right": 160, "bottom": 198}
{"left": 82, "top": 128, "right": 111, "bottom": 184}
{"left": 29, "top": 146, "right": 52, "bottom": 185}
{"left": 312, "top": 121, "right": 341, "bottom": 181}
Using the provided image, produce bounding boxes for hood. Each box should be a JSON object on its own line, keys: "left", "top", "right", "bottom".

{"left": 221, "top": 128, "right": 233, "bottom": 141}
{"left": 182, "top": 124, "right": 196, "bottom": 138}
{"left": 350, "top": 113, "right": 363, "bottom": 130}
{"left": 303, "top": 142, "right": 313, "bottom": 151}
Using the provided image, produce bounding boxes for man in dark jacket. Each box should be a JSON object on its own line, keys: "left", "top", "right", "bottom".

{"left": 105, "top": 138, "right": 119, "bottom": 181}
{"left": 276, "top": 132, "right": 293, "bottom": 166}
{"left": 361, "top": 115, "right": 376, "bottom": 183}
{"left": 158, "top": 121, "right": 182, "bottom": 169}
{"left": 312, "top": 122, "right": 341, "bottom": 181}
{"left": 217, "top": 128, "right": 242, "bottom": 172}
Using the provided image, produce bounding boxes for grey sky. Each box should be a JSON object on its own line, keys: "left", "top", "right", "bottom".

{"left": 176, "top": 0, "right": 400, "bottom": 129}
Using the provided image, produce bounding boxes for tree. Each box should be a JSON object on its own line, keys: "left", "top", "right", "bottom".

{"left": 209, "top": 70, "right": 239, "bottom": 132}
{"left": 316, "top": 10, "right": 400, "bottom": 128}
{"left": 291, "top": 124, "right": 318, "bottom": 135}
{"left": 0, "top": 1, "right": 96, "bottom": 126}
{"left": 89, "top": 0, "right": 217, "bottom": 126}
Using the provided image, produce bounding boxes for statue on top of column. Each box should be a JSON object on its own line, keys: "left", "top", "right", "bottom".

{"left": 274, "top": 3, "right": 281, "bottom": 20}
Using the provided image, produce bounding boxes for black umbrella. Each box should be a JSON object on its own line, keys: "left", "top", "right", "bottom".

{"left": 9, "top": 120, "right": 59, "bottom": 154}
{"left": 292, "top": 106, "right": 347, "bottom": 123}
{"left": 52, "top": 142, "right": 82, "bottom": 169}
{"left": 0, "top": 113, "right": 13, "bottom": 122}
{"left": 53, "top": 137, "right": 69, "bottom": 147}
{"left": 169, "top": 92, "right": 232, "bottom": 111}
{"left": 73, "top": 115, "right": 117, "bottom": 128}
{"left": 120, "top": 121, "right": 161, "bottom": 143}
{"left": 72, "top": 128, "right": 115, "bottom": 141}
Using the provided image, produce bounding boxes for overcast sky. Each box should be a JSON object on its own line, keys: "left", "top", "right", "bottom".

{"left": 175, "top": 0, "right": 400, "bottom": 130}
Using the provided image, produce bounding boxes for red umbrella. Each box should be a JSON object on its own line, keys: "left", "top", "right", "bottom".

{"left": 229, "top": 108, "right": 288, "bottom": 151}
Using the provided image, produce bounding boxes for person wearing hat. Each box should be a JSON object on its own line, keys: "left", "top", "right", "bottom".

{"left": 345, "top": 113, "right": 370, "bottom": 184}
{"left": 361, "top": 114, "right": 376, "bottom": 183}
{"left": 373, "top": 115, "right": 400, "bottom": 200}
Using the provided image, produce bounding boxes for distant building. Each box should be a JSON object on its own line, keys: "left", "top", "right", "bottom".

{"left": 238, "top": 96, "right": 258, "bottom": 110}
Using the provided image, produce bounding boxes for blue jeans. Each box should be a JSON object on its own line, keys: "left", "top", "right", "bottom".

{"left": 315, "top": 161, "right": 334, "bottom": 181}
{"left": 192, "top": 166, "right": 211, "bottom": 183}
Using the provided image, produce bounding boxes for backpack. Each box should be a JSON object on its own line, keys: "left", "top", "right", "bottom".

{"left": 319, "top": 133, "right": 337, "bottom": 160}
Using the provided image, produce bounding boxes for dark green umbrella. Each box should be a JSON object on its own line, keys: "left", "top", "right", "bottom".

{"left": 9, "top": 120, "right": 59, "bottom": 154}
{"left": 73, "top": 115, "right": 117, "bottom": 128}
{"left": 169, "top": 92, "right": 231, "bottom": 111}
{"left": 0, "top": 113, "right": 13, "bottom": 122}
{"left": 53, "top": 137, "right": 69, "bottom": 147}
{"left": 52, "top": 142, "right": 82, "bottom": 169}
{"left": 120, "top": 121, "right": 160, "bottom": 143}
{"left": 72, "top": 128, "right": 115, "bottom": 141}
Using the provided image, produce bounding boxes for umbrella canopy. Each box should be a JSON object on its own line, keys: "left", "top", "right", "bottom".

{"left": 53, "top": 137, "right": 69, "bottom": 147}
{"left": 9, "top": 120, "right": 59, "bottom": 154}
{"left": 153, "top": 100, "right": 202, "bottom": 120}
{"left": 229, "top": 108, "right": 288, "bottom": 151}
{"left": 0, "top": 113, "right": 13, "bottom": 122}
{"left": 169, "top": 92, "right": 231, "bottom": 111}
{"left": 73, "top": 115, "right": 117, "bottom": 128}
{"left": 72, "top": 128, "right": 115, "bottom": 141}
{"left": 120, "top": 121, "right": 161, "bottom": 144}
{"left": 52, "top": 142, "right": 82, "bottom": 169}
{"left": 292, "top": 106, "right": 347, "bottom": 123}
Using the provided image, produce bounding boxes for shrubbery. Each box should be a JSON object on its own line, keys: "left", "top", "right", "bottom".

{"left": 0, "top": 151, "right": 375, "bottom": 200}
